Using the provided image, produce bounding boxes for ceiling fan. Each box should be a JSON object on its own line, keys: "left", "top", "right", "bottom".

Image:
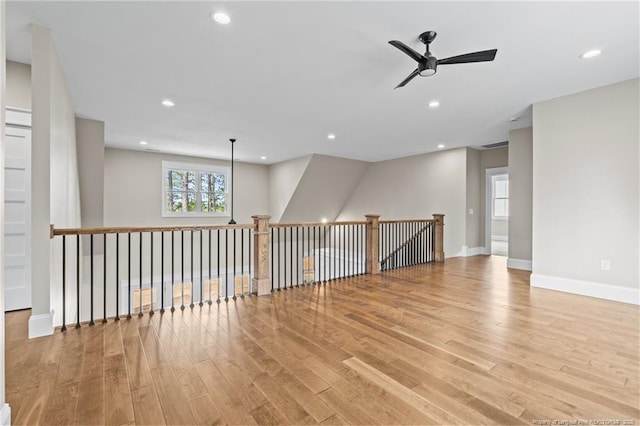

{"left": 389, "top": 31, "right": 497, "bottom": 89}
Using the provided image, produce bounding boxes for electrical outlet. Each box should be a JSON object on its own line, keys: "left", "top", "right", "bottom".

{"left": 469, "top": 208, "right": 474, "bottom": 215}
{"left": 601, "top": 260, "right": 610, "bottom": 271}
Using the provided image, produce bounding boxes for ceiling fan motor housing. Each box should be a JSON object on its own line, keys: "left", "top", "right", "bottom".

{"left": 419, "top": 56, "right": 438, "bottom": 76}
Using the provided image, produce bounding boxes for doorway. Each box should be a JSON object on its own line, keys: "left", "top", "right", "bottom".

{"left": 4, "top": 108, "right": 32, "bottom": 311}
{"left": 485, "top": 167, "right": 508, "bottom": 257}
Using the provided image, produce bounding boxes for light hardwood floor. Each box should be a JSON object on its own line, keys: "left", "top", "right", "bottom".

{"left": 6, "top": 256, "right": 640, "bottom": 425}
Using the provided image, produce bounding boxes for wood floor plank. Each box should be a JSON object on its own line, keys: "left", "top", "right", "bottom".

{"left": 6, "top": 256, "right": 639, "bottom": 425}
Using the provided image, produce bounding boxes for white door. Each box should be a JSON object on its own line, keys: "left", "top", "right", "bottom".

{"left": 4, "top": 109, "right": 32, "bottom": 311}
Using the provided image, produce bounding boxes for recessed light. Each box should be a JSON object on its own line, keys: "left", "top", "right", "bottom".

{"left": 509, "top": 116, "right": 520, "bottom": 122}
{"left": 437, "top": 144, "right": 445, "bottom": 149}
{"left": 161, "top": 99, "right": 175, "bottom": 107}
{"left": 321, "top": 218, "right": 328, "bottom": 223}
{"left": 428, "top": 100, "right": 440, "bottom": 108}
{"left": 327, "top": 133, "right": 336, "bottom": 140}
{"left": 211, "top": 12, "right": 231, "bottom": 24}
{"left": 260, "top": 156, "right": 267, "bottom": 160}
{"left": 139, "top": 141, "right": 148, "bottom": 145}
{"left": 580, "top": 49, "right": 602, "bottom": 59}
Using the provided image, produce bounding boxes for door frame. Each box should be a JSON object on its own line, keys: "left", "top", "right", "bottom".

{"left": 4, "top": 107, "right": 32, "bottom": 311}
{"left": 485, "top": 166, "right": 508, "bottom": 254}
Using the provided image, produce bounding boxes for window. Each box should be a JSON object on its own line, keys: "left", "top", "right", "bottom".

{"left": 162, "top": 161, "right": 230, "bottom": 217}
{"left": 491, "top": 174, "right": 509, "bottom": 220}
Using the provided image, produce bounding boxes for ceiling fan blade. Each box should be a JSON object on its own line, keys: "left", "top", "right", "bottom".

{"left": 395, "top": 68, "right": 420, "bottom": 89}
{"left": 389, "top": 40, "right": 425, "bottom": 63}
{"left": 437, "top": 49, "right": 497, "bottom": 65}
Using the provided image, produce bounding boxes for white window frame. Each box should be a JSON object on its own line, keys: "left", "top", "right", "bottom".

{"left": 491, "top": 173, "right": 509, "bottom": 221}
{"left": 161, "top": 160, "right": 231, "bottom": 218}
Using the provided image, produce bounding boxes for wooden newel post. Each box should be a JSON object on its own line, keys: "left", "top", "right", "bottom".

{"left": 365, "top": 214, "right": 380, "bottom": 275}
{"left": 433, "top": 214, "right": 445, "bottom": 262}
{"left": 252, "top": 215, "right": 271, "bottom": 296}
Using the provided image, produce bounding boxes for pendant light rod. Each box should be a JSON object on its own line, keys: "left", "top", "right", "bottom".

{"left": 228, "top": 138, "right": 236, "bottom": 225}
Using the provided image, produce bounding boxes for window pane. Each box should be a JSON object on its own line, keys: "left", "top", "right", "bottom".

{"left": 201, "top": 193, "right": 209, "bottom": 212}
{"left": 495, "top": 180, "right": 508, "bottom": 198}
{"left": 214, "top": 173, "right": 226, "bottom": 193}
{"left": 187, "top": 192, "right": 196, "bottom": 212}
{"left": 167, "top": 170, "right": 187, "bottom": 191}
{"left": 167, "top": 191, "right": 184, "bottom": 212}
{"left": 187, "top": 171, "right": 196, "bottom": 192}
{"left": 494, "top": 199, "right": 508, "bottom": 217}
{"left": 213, "top": 192, "right": 226, "bottom": 212}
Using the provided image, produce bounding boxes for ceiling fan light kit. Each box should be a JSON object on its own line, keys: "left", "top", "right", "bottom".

{"left": 389, "top": 31, "right": 498, "bottom": 88}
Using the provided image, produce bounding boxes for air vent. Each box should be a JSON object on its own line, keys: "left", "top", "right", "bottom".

{"left": 144, "top": 148, "right": 161, "bottom": 153}
{"left": 481, "top": 141, "right": 508, "bottom": 149}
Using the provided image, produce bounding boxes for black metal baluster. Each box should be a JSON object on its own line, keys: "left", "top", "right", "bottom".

{"left": 277, "top": 227, "right": 281, "bottom": 290}
{"left": 290, "top": 227, "right": 293, "bottom": 288}
{"left": 225, "top": 229, "right": 229, "bottom": 302}
{"left": 90, "top": 234, "right": 95, "bottom": 326}
{"left": 61, "top": 236, "right": 67, "bottom": 331}
{"left": 103, "top": 234, "right": 107, "bottom": 323}
{"left": 208, "top": 229, "right": 212, "bottom": 304}
{"left": 283, "top": 228, "right": 287, "bottom": 290}
{"left": 232, "top": 228, "right": 237, "bottom": 300}
{"left": 296, "top": 227, "right": 300, "bottom": 287}
{"left": 76, "top": 235, "right": 81, "bottom": 328}
{"left": 313, "top": 226, "right": 316, "bottom": 284}
{"left": 200, "top": 230, "right": 204, "bottom": 306}
{"left": 161, "top": 232, "right": 165, "bottom": 313}
{"left": 181, "top": 230, "right": 185, "bottom": 310}
{"left": 271, "top": 228, "right": 274, "bottom": 291}
{"left": 190, "top": 230, "right": 194, "bottom": 309}
{"left": 115, "top": 233, "right": 120, "bottom": 321}
{"left": 139, "top": 232, "right": 143, "bottom": 317}
{"left": 248, "top": 226, "right": 252, "bottom": 295}
{"left": 171, "top": 231, "right": 175, "bottom": 312}
{"left": 217, "top": 229, "right": 221, "bottom": 303}
{"left": 241, "top": 228, "right": 244, "bottom": 298}
{"left": 150, "top": 232, "right": 154, "bottom": 315}
{"left": 127, "top": 233, "right": 131, "bottom": 319}
{"left": 301, "top": 227, "right": 305, "bottom": 285}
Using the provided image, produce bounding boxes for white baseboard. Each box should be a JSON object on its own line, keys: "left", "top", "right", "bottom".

{"left": 0, "top": 403, "right": 11, "bottom": 425}
{"left": 452, "top": 246, "right": 484, "bottom": 257}
{"left": 491, "top": 235, "right": 508, "bottom": 242}
{"left": 507, "top": 258, "right": 532, "bottom": 271}
{"left": 531, "top": 274, "right": 639, "bottom": 305}
{"left": 28, "top": 310, "right": 55, "bottom": 338}
{"left": 480, "top": 247, "right": 491, "bottom": 255}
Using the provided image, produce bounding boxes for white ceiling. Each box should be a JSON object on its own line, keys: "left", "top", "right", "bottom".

{"left": 5, "top": 1, "right": 639, "bottom": 164}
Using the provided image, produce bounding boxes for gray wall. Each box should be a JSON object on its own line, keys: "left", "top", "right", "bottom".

{"left": 280, "top": 154, "right": 370, "bottom": 224}
{"left": 532, "top": 78, "right": 639, "bottom": 302}
{"left": 269, "top": 154, "right": 311, "bottom": 222}
{"left": 5, "top": 60, "right": 30, "bottom": 110}
{"left": 508, "top": 127, "right": 533, "bottom": 264}
{"left": 466, "top": 148, "right": 481, "bottom": 248}
{"left": 479, "top": 147, "right": 508, "bottom": 246}
{"left": 104, "top": 148, "right": 269, "bottom": 226}
{"left": 337, "top": 148, "right": 467, "bottom": 257}
{"left": 76, "top": 117, "right": 104, "bottom": 229}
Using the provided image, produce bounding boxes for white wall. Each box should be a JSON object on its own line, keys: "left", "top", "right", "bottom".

{"left": 532, "top": 78, "right": 639, "bottom": 304}
{"left": 6, "top": 60, "right": 30, "bottom": 110}
{"left": 269, "top": 154, "right": 311, "bottom": 222}
{"left": 104, "top": 148, "right": 269, "bottom": 226}
{"left": 337, "top": 148, "right": 467, "bottom": 257}
{"left": 31, "top": 24, "right": 82, "bottom": 337}
{"left": 508, "top": 127, "right": 533, "bottom": 268}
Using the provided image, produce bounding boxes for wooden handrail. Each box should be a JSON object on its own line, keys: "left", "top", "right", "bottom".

{"left": 379, "top": 219, "right": 435, "bottom": 224}
{"left": 51, "top": 223, "right": 254, "bottom": 237}
{"left": 271, "top": 221, "right": 367, "bottom": 228}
